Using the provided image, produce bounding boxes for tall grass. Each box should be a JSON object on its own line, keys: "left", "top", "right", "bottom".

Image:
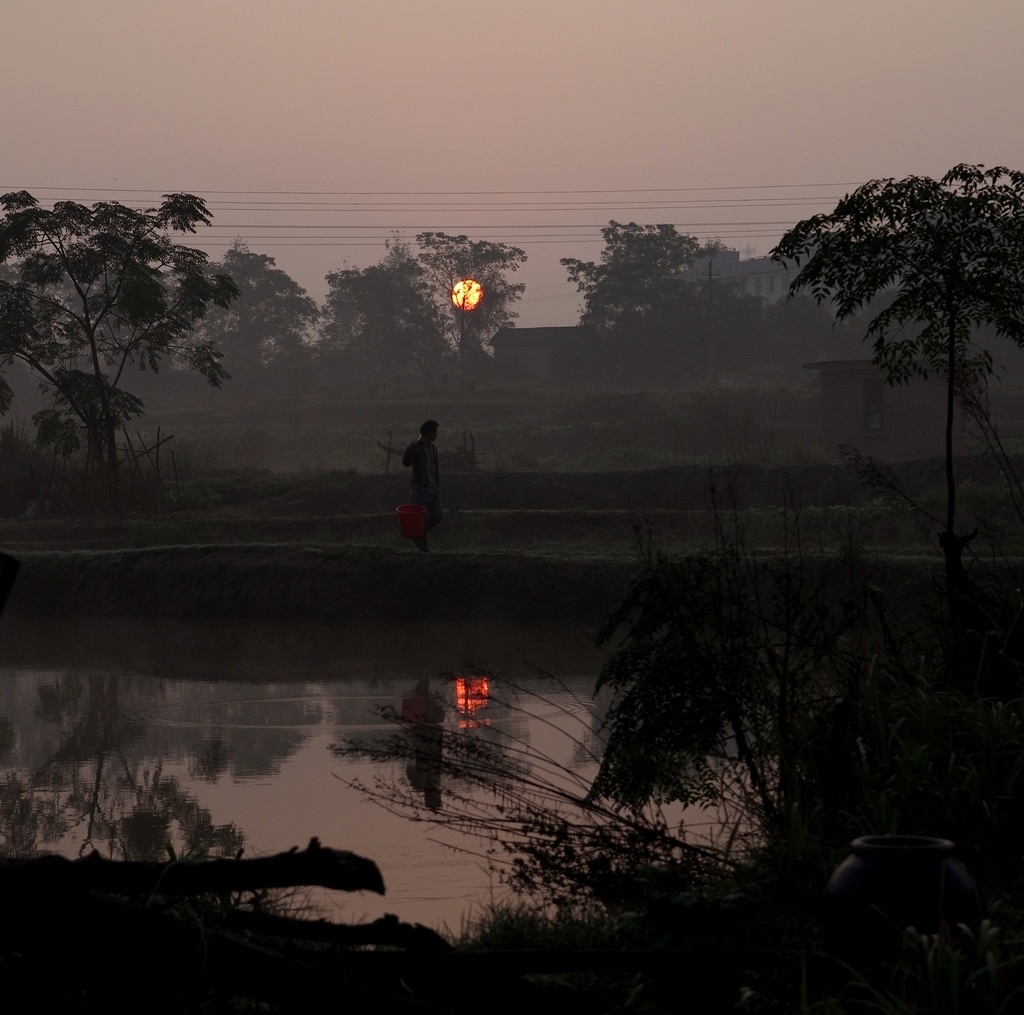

{"left": 453, "top": 899, "right": 618, "bottom": 950}
{"left": 847, "top": 920, "right": 1024, "bottom": 1014}
{"left": 0, "top": 421, "right": 62, "bottom": 517}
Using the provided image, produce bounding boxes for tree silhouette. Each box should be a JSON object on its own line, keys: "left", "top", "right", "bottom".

{"left": 562, "top": 221, "right": 701, "bottom": 337}
{"left": 0, "top": 192, "right": 237, "bottom": 489}
{"left": 200, "top": 240, "right": 319, "bottom": 393}
{"left": 773, "top": 164, "right": 1024, "bottom": 677}
{"left": 562, "top": 222, "right": 711, "bottom": 383}
{"left": 415, "top": 232, "right": 526, "bottom": 387}
{"left": 319, "top": 237, "right": 447, "bottom": 393}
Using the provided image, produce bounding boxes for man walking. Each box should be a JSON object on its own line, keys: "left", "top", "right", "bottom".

{"left": 402, "top": 420, "right": 442, "bottom": 552}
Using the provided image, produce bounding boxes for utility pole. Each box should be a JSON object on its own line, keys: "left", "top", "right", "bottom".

{"left": 705, "top": 258, "right": 720, "bottom": 378}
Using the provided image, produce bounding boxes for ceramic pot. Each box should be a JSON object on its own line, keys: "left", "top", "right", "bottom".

{"left": 823, "top": 834, "right": 982, "bottom": 968}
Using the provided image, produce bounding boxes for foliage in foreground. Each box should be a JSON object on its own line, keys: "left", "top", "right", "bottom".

{"left": 336, "top": 503, "right": 1024, "bottom": 1010}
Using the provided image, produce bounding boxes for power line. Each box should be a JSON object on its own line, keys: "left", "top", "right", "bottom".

{"left": 178, "top": 234, "right": 787, "bottom": 249}
{"left": 178, "top": 228, "right": 787, "bottom": 247}
{"left": 169, "top": 220, "right": 805, "bottom": 232}
{"left": 0, "top": 182, "right": 811, "bottom": 286}
{"left": 1, "top": 182, "right": 864, "bottom": 197}
{"left": 1, "top": 184, "right": 841, "bottom": 252}
{"left": 41, "top": 197, "right": 839, "bottom": 209}
{"left": 2, "top": 197, "right": 842, "bottom": 215}
{"left": 158, "top": 200, "right": 837, "bottom": 212}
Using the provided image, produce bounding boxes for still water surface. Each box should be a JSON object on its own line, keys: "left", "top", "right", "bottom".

{"left": 0, "top": 621, "right": 607, "bottom": 931}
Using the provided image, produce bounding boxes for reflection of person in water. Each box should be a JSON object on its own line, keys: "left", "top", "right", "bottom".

{"left": 400, "top": 678, "right": 444, "bottom": 810}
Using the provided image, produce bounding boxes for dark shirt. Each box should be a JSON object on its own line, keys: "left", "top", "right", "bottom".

{"left": 403, "top": 440, "right": 439, "bottom": 489}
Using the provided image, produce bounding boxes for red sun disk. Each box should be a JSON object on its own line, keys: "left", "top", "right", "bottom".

{"left": 451, "top": 278, "right": 483, "bottom": 311}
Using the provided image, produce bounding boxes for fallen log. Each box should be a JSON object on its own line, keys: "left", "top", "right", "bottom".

{"left": 0, "top": 838, "right": 747, "bottom": 1013}
{"left": 0, "top": 836, "right": 384, "bottom": 899}
{"left": 223, "top": 909, "right": 451, "bottom": 951}
{"left": 0, "top": 839, "right": 408, "bottom": 1011}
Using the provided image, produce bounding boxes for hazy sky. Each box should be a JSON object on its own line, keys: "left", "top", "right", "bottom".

{"left": 4, "top": 0, "right": 1023, "bottom": 328}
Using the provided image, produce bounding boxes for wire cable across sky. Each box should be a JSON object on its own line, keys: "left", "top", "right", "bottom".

{"left": 0, "top": 180, "right": 862, "bottom": 325}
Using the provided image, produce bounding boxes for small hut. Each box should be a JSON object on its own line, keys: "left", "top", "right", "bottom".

{"left": 490, "top": 327, "right": 595, "bottom": 388}
{"left": 804, "top": 360, "right": 970, "bottom": 460}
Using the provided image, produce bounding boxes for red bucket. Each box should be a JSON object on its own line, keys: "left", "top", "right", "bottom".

{"left": 396, "top": 503, "right": 427, "bottom": 539}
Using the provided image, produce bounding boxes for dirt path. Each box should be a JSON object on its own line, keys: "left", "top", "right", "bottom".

{"left": 2, "top": 545, "right": 639, "bottom": 625}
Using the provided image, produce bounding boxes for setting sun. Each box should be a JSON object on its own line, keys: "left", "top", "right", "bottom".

{"left": 451, "top": 278, "right": 484, "bottom": 311}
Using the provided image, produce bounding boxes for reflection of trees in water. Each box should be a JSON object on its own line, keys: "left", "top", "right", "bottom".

{"left": 0, "top": 718, "right": 14, "bottom": 756}
{"left": 114, "top": 763, "right": 244, "bottom": 860}
{"left": 220, "top": 725, "right": 305, "bottom": 781}
{"left": 0, "top": 773, "right": 65, "bottom": 855}
{"left": 183, "top": 692, "right": 317, "bottom": 781}
{"left": 190, "top": 736, "right": 231, "bottom": 782}
{"left": 0, "top": 672, "right": 243, "bottom": 861}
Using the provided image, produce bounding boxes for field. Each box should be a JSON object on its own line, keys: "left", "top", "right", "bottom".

{"left": 122, "top": 383, "right": 830, "bottom": 474}
{"left": 4, "top": 384, "right": 1024, "bottom": 624}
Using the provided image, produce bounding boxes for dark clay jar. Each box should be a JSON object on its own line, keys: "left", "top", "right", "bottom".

{"left": 823, "top": 835, "right": 983, "bottom": 968}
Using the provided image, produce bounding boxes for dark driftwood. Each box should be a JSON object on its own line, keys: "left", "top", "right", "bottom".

{"left": 0, "top": 837, "right": 755, "bottom": 1012}
{"left": 224, "top": 909, "right": 451, "bottom": 951}
{"left": 1, "top": 836, "right": 384, "bottom": 898}
{"left": 0, "top": 839, "right": 413, "bottom": 1011}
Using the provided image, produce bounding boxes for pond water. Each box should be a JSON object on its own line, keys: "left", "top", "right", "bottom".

{"left": 0, "top": 618, "right": 614, "bottom": 932}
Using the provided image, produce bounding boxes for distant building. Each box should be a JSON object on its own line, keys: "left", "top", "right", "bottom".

{"left": 679, "top": 248, "right": 794, "bottom": 303}
{"left": 804, "top": 360, "right": 970, "bottom": 460}
{"left": 490, "top": 326, "right": 596, "bottom": 387}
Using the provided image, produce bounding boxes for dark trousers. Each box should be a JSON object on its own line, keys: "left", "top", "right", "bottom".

{"left": 412, "top": 486, "right": 442, "bottom": 530}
